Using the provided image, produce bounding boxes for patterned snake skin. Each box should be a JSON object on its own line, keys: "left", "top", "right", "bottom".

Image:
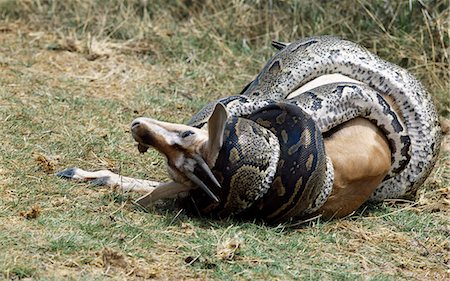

{"left": 242, "top": 36, "right": 442, "bottom": 200}
{"left": 189, "top": 103, "right": 331, "bottom": 223}
{"left": 186, "top": 36, "right": 441, "bottom": 222}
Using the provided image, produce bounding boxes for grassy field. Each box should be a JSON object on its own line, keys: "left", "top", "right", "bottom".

{"left": 0, "top": 0, "right": 449, "bottom": 280}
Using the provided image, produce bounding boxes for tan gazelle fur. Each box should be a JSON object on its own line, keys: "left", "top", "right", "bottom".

{"left": 317, "top": 117, "right": 391, "bottom": 219}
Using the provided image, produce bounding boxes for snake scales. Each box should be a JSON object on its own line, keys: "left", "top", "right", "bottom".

{"left": 183, "top": 36, "right": 441, "bottom": 223}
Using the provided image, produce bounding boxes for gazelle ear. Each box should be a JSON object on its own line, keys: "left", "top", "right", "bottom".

{"left": 204, "top": 103, "right": 228, "bottom": 166}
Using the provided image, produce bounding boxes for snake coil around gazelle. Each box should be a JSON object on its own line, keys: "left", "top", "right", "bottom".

{"left": 185, "top": 36, "right": 441, "bottom": 222}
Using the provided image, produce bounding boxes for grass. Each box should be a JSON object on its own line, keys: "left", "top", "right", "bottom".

{"left": 0, "top": 0, "right": 449, "bottom": 279}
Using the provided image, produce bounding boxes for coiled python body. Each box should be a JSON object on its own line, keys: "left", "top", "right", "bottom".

{"left": 190, "top": 36, "right": 441, "bottom": 208}
{"left": 243, "top": 36, "right": 442, "bottom": 200}
{"left": 190, "top": 103, "right": 331, "bottom": 222}
{"left": 189, "top": 82, "right": 408, "bottom": 222}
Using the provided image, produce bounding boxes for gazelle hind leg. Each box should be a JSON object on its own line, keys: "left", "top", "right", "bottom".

{"left": 57, "top": 167, "right": 194, "bottom": 205}
{"left": 57, "top": 167, "right": 161, "bottom": 194}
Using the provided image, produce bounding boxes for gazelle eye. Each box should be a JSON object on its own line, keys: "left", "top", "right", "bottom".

{"left": 180, "top": 130, "right": 195, "bottom": 138}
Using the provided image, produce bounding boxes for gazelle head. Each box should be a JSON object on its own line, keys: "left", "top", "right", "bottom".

{"left": 130, "top": 103, "right": 228, "bottom": 202}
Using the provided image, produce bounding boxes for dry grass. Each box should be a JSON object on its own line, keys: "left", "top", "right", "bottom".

{"left": 0, "top": 0, "right": 449, "bottom": 280}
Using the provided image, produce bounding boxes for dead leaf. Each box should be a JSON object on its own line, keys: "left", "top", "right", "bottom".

{"left": 85, "top": 53, "right": 103, "bottom": 61}
{"left": 216, "top": 234, "right": 243, "bottom": 261}
{"left": 47, "top": 38, "right": 82, "bottom": 52}
{"left": 102, "top": 248, "right": 128, "bottom": 269}
{"left": 180, "top": 222, "right": 196, "bottom": 235}
{"left": 33, "top": 152, "right": 59, "bottom": 173}
{"left": 20, "top": 205, "right": 41, "bottom": 219}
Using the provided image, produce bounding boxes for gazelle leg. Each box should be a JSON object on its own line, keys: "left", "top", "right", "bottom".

{"left": 135, "top": 181, "right": 193, "bottom": 207}
{"left": 57, "top": 167, "right": 161, "bottom": 194}
{"left": 57, "top": 167, "right": 194, "bottom": 205}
